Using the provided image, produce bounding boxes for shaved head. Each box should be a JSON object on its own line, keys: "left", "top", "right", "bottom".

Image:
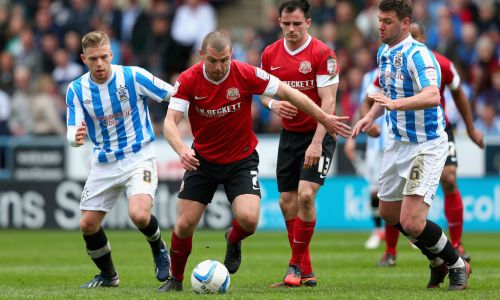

{"left": 201, "top": 31, "right": 232, "bottom": 52}
{"left": 410, "top": 22, "right": 425, "bottom": 42}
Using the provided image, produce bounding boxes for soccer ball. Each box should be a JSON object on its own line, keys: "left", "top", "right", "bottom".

{"left": 191, "top": 260, "right": 230, "bottom": 294}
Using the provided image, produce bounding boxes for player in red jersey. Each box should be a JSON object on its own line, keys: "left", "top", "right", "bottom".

{"left": 377, "top": 23, "right": 484, "bottom": 270}
{"left": 157, "top": 31, "right": 351, "bottom": 292}
{"left": 260, "top": 0, "right": 339, "bottom": 287}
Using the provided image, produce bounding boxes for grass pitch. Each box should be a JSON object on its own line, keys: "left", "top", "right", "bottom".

{"left": 0, "top": 230, "right": 499, "bottom": 299}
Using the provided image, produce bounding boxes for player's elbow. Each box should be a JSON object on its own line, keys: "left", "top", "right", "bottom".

{"left": 427, "top": 87, "right": 440, "bottom": 107}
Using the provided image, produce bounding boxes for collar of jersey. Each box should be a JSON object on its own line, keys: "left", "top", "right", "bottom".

{"left": 202, "top": 63, "right": 231, "bottom": 85}
{"left": 283, "top": 34, "right": 312, "bottom": 56}
{"left": 88, "top": 65, "right": 116, "bottom": 86}
{"left": 388, "top": 34, "right": 413, "bottom": 51}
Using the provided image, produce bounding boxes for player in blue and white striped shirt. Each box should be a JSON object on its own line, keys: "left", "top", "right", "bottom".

{"left": 352, "top": 0, "right": 470, "bottom": 291}
{"left": 66, "top": 31, "right": 173, "bottom": 289}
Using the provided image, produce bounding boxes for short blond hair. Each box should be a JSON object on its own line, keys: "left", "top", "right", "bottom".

{"left": 81, "top": 31, "right": 110, "bottom": 53}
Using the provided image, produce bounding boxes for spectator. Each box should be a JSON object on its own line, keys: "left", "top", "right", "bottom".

{"left": 0, "top": 51, "right": 15, "bottom": 95}
{"left": 9, "top": 66, "right": 33, "bottom": 136}
{"left": 0, "top": 88, "right": 10, "bottom": 136}
{"left": 475, "top": 102, "right": 500, "bottom": 135}
{"left": 29, "top": 75, "right": 66, "bottom": 136}
{"left": 52, "top": 48, "right": 84, "bottom": 97}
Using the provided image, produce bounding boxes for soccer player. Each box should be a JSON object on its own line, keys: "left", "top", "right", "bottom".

{"left": 260, "top": 0, "right": 339, "bottom": 287}
{"left": 344, "top": 69, "right": 387, "bottom": 250}
{"left": 377, "top": 22, "right": 484, "bottom": 267}
{"left": 352, "top": 0, "right": 471, "bottom": 290}
{"left": 66, "top": 31, "right": 173, "bottom": 288}
{"left": 158, "top": 31, "right": 351, "bottom": 292}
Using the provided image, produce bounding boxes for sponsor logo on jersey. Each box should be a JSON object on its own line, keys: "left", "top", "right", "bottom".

{"left": 327, "top": 56, "right": 337, "bottom": 75}
{"left": 226, "top": 87, "right": 240, "bottom": 100}
{"left": 282, "top": 80, "right": 315, "bottom": 91}
{"left": 116, "top": 85, "right": 129, "bottom": 102}
{"left": 270, "top": 66, "right": 281, "bottom": 71}
{"left": 393, "top": 52, "right": 403, "bottom": 69}
{"left": 195, "top": 102, "right": 242, "bottom": 118}
{"left": 194, "top": 95, "right": 208, "bottom": 100}
{"left": 83, "top": 98, "right": 92, "bottom": 104}
{"left": 299, "top": 61, "right": 312, "bottom": 74}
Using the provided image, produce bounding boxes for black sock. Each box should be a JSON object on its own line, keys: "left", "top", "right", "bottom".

{"left": 138, "top": 215, "right": 163, "bottom": 254}
{"left": 415, "top": 220, "right": 459, "bottom": 266}
{"left": 83, "top": 227, "right": 116, "bottom": 277}
{"left": 371, "top": 194, "right": 382, "bottom": 228}
{"left": 393, "top": 222, "right": 438, "bottom": 260}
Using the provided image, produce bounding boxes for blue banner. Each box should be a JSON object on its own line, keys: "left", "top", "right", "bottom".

{"left": 258, "top": 177, "right": 500, "bottom": 231}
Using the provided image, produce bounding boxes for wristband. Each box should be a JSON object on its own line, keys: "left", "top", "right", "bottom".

{"left": 268, "top": 99, "right": 275, "bottom": 110}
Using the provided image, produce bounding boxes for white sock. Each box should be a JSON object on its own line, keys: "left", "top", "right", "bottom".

{"left": 448, "top": 257, "right": 465, "bottom": 269}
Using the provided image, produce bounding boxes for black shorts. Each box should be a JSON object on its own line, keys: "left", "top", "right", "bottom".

{"left": 276, "top": 129, "right": 336, "bottom": 192}
{"left": 178, "top": 150, "right": 261, "bottom": 205}
{"left": 445, "top": 126, "right": 458, "bottom": 167}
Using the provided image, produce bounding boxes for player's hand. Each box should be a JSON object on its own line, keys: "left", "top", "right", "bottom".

{"left": 304, "top": 142, "right": 322, "bottom": 169}
{"left": 369, "top": 93, "right": 396, "bottom": 111}
{"left": 323, "top": 115, "right": 351, "bottom": 139}
{"left": 352, "top": 116, "right": 373, "bottom": 138}
{"left": 467, "top": 128, "right": 485, "bottom": 149}
{"left": 367, "top": 124, "right": 381, "bottom": 137}
{"left": 344, "top": 138, "right": 356, "bottom": 161}
{"left": 180, "top": 147, "right": 199, "bottom": 171}
{"left": 75, "top": 121, "right": 87, "bottom": 146}
{"left": 270, "top": 101, "right": 298, "bottom": 119}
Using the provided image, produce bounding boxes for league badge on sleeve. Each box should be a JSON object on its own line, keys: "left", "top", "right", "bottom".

{"left": 327, "top": 56, "right": 337, "bottom": 75}
{"left": 116, "top": 85, "right": 129, "bottom": 102}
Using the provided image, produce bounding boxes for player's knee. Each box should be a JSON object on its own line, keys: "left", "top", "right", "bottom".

{"left": 236, "top": 214, "right": 258, "bottom": 233}
{"left": 298, "top": 189, "right": 315, "bottom": 207}
{"left": 441, "top": 172, "right": 457, "bottom": 193}
{"left": 400, "top": 218, "right": 425, "bottom": 237}
{"left": 80, "top": 219, "right": 100, "bottom": 234}
{"left": 175, "top": 217, "right": 198, "bottom": 235}
{"left": 129, "top": 210, "right": 150, "bottom": 227}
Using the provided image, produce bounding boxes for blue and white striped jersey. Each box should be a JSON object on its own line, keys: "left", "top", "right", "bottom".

{"left": 377, "top": 35, "right": 445, "bottom": 143}
{"left": 66, "top": 65, "right": 173, "bottom": 163}
{"left": 360, "top": 69, "right": 387, "bottom": 152}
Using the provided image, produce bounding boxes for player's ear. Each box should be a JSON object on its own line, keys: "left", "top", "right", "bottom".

{"left": 80, "top": 53, "right": 86, "bottom": 64}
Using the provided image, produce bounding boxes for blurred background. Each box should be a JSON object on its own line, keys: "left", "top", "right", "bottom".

{"left": 0, "top": 0, "right": 498, "bottom": 231}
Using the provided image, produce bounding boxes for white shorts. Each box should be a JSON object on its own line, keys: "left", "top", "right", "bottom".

{"left": 377, "top": 133, "right": 447, "bottom": 205}
{"left": 365, "top": 147, "right": 384, "bottom": 192}
{"left": 80, "top": 144, "right": 158, "bottom": 212}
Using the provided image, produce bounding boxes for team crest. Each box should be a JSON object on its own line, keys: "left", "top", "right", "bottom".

{"left": 393, "top": 52, "right": 403, "bottom": 69}
{"left": 327, "top": 56, "right": 337, "bottom": 75}
{"left": 116, "top": 85, "right": 129, "bottom": 102}
{"left": 299, "top": 61, "right": 312, "bottom": 74}
{"left": 226, "top": 87, "right": 240, "bottom": 101}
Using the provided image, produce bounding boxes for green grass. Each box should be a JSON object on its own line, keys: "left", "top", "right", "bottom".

{"left": 0, "top": 230, "right": 499, "bottom": 299}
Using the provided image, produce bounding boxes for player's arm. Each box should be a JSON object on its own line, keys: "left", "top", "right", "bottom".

{"left": 134, "top": 67, "right": 173, "bottom": 102}
{"left": 370, "top": 85, "right": 440, "bottom": 111}
{"left": 450, "top": 86, "right": 484, "bottom": 148}
{"left": 351, "top": 101, "right": 385, "bottom": 138}
{"left": 274, "top": 81, "right": 351, "bottom": 138}
{"left": 303, "top": 83, "right": 337, "bottom": 168}
{"left": 163, "top": 107, "right": 199, "bottom": 171}
{"left": 66, "top": 84, "right": 87, "bottom": 147}
{"left": 260, "top": 95, "right": 298, "bottom": 119}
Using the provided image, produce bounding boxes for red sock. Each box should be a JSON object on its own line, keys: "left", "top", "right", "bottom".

{"left": 227, "top": 218, "right": 253, "bottom": 244}
{"left": 385, "top": 224, "right": 399, "bottom": 256}
{"left": 170, "top": 232, "right": 192, "bottom": 282}
{"left": 444, "top": 190, "right": 464, "bottom": 247}
{"left": 289, "top": 218, "right": 315, "bottom": 267}
{"left": 285, "top": 218, "right": 296, "bottom": 249}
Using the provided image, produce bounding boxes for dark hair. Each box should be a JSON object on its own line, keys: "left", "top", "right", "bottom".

{"left": 278, "top": 0, "right": 310, "bottom": 19}
{"left": 378, "top": 0, "right": 412, "bottom": 21}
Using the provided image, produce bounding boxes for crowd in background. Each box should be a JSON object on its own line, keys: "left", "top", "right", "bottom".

{"left": 0, "top": 0, "right": 498, "bottom": 139}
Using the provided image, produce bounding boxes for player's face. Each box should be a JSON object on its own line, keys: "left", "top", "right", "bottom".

{"left": 81, "top": 45, "right": 113, "bottom": 84}
{"left": 378, "top": 10, "right": 410, "bottom": 46}
{"left": 279, "top": 9, "right": 311, "bottom": 46}
{"left": 201, "top": 44, "right": 231, "bottom": 82}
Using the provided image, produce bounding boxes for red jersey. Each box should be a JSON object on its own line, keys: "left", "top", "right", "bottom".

{"left": 373, "top": 51, "right": 460, "bottom": 126}
{"left": 169, "top": 60, "right": 279, "bottom": 164}
{"left": 261, "top": 36, "right": 339, "bottom": 132}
